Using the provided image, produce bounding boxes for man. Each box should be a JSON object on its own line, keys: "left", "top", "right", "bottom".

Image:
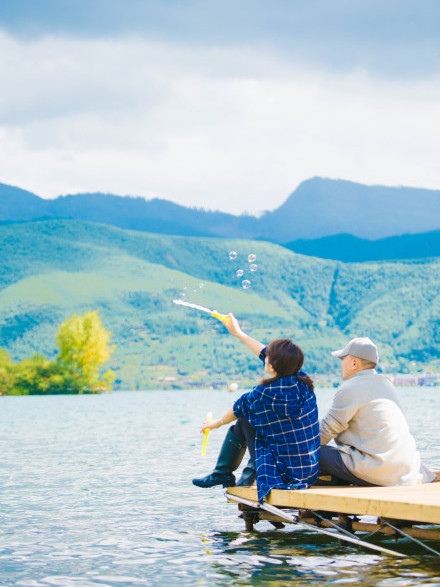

{"left": 320, "top": 337, "right": 435, "bottom": 486}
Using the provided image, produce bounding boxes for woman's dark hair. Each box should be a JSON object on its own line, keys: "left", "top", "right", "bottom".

{"left": 261, "top": 338, "right": 314, "bottom": 390}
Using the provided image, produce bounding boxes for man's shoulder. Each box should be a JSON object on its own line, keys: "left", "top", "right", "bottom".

{"left": 337, "top": 369, "right": 394, "bottom": 393}
{"left": 337, "top": 369, "right": 397, "bottom": 401}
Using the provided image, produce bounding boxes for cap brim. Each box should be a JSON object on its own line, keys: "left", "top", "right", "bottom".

{"left": 331, "top": 349, "right": 346, "bottom": 359}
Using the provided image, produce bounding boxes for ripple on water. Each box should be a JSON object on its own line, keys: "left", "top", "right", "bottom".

{"left": 1, "top": 390, "right": 440, "bottom": 586}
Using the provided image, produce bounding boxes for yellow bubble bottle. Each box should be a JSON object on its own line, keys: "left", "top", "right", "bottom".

{"left": 201, "top": 412, "right": 213, "bottom": 456}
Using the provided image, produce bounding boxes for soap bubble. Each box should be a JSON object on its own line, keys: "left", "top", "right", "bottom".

{"left": 242, "top": 280, "right": 251, "bottom": 289}
{"left": 234, "top": 269, "right": 244, "bottom": 278}
{"left": 199, "top": 283, "right": 204, "bottom": 288}
{"left": 180, "top": 291, "right": 186, "bottom": 299}
{"left": 249, "top": 264, "right": 258, "bottom": 272}
{"left": 229, "top": 251, "right": 238, "bottom": 260}
{"left": 247, "top": 254, "right": 256, "bottom": 263}
{"left": 229, "top": 382, "right": 239, "bottom": 392}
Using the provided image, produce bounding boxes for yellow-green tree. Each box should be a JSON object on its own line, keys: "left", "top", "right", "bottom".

{"left": 0, "top": 349, "right": 14, "bottom": 395}
{"left": 12, "top": 354, "right": 77, "bottom": 395}
{"left": 56, "top": 310, "right": 115, "bottom": 392}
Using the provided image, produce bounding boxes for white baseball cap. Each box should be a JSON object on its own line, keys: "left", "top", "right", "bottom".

{"left": 331, "top": 337, "right": 379, "bottom": 363}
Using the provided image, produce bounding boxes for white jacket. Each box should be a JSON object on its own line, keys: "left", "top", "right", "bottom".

{"left": 320, "top": 369, "right": 434, "bottom": 485}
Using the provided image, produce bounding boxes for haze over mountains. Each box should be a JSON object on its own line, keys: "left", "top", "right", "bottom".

{"left": 2, "top": 178, "right": 440, "bottom": 255}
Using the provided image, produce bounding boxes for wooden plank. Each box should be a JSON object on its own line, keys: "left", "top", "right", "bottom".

{"left": 227, "top": 482, "right": 440, "bottom": 524}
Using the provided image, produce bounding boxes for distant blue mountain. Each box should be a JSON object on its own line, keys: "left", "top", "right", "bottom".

{"left": 284, "top": 230, "right": 440, "bottom": 262}
{"left": 259, "top": 177, "right": 440, "bottom": 241}
{"left": 0, "top": 185, "right": 259, "bottom": 239}
{"left": 1, "top": 177, "right": 440, "bottom": 245}
{"left": 0, "top": 183, "right": 47, "bottom": 220}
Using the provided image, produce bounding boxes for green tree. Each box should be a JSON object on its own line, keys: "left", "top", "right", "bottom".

{"left": 12, "top": 354, "right": 88, "bottom": 395}
{"left": 56, "top": 310, "right": 115, "bottom": 392}
{"left": 0, "top": 349, "right": 14, "bottom": 395}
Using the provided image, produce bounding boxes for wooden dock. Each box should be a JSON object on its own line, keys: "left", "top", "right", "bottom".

{"left": 226, "top": 481, "right": 440, "bottom": 547}
{"left": 228, "top": 482, "right": 440, "bottom": 524}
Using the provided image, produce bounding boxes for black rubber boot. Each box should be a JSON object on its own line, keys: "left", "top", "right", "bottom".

{"left": 192, "top": 427, "right": 246, "bottom": 488}
{"left": 236, "top": 457, "right": 256, "bottom": 486}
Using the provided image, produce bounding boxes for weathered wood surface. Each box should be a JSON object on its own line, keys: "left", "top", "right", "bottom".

{"left": 227, "top": 482, "right": 440, "bottom": 524}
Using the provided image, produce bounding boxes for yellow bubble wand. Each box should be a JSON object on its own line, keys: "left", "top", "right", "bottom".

{"left": 173, "top": 299, "right": 230, "bottom": 326}
{"left": 201, "top": 412, "right": 212, "bottom": 456}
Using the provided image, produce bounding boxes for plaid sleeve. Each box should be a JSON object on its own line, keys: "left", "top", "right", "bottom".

{"left": 259, "top": 347, "right": 267, "bottom": 363}
{"left": 233, "top": 391, "right": 250, "bottom": 419}
{"left": 233, "top": 386, "right": 263, "bottom": 420}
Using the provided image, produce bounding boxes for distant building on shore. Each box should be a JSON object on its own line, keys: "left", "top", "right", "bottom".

{"left": 387, "top": 372, "right": 440, "bottom": 387}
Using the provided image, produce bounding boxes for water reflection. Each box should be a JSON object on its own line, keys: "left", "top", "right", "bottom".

{"left": 0, "top": 389, "right": 439, "bottom": 586}
{"left": 196, "top": 528, "right": 440, "bottom": 586}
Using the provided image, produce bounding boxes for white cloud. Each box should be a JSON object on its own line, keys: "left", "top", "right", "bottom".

{"left": 0, "top": 31, "right": 440, "bottom": 213}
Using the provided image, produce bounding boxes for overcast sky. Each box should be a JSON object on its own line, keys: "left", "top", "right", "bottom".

{"left": 1, "top": 0, "right": 439, "bottom": 213}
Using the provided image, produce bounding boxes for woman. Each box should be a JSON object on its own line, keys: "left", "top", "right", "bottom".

{"left": 194, "top": 314, "right": 320, "bottom": 502}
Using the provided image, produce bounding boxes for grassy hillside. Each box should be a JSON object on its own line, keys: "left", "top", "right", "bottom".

{"left": 0, "top": 219, "right": 439, "bottom": 389}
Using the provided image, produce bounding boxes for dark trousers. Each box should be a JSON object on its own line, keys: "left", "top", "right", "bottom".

{"left": 319, "top": 445, "right": 377, "bottom": 487}
{"left": 231, "top": 417, "right": 256, "bottom": 463}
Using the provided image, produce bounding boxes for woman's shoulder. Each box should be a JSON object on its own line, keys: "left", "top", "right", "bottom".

{"left": 263, "top": 375, "right": 303, "bottom": 394}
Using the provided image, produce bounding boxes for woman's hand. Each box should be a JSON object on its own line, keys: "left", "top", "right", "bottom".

{"left": 224, "top": 313, "right": 244, "bottom": 337}
{"left": 224, "top": 314, "right": 265, "bottom": 357}
{"left": 201, "top": 419, "right": 223, "bottom": 432}
{"left": 200, "top": 407, "right": 236, "bottom": 432}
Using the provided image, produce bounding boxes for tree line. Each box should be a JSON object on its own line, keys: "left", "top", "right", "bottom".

{"left": 0, "top": 311, "right": 114, "bottom": 395}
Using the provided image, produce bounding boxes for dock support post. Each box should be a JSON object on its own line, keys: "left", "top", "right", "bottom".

{"left": 238, "top": 505, "right": 260, "bottom": 531}
{"left": 244, "top": 511, "right": 254, "bottom": 531}
{"left": 338, "top": 514, "right": 355, "bottom": 533}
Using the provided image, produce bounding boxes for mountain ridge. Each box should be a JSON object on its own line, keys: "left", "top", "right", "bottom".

{"left": 285, "top": 229, "right": 440, "bottom": 262}
{"left": 2, "top": 177, "right": 440, "bottom": 243}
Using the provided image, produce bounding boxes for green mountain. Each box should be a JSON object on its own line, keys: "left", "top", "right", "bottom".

{"left": 0, "top": 219, "right": 439, "bottom": 389}
{"left": 285, "top": 230, "right": 440, "bottom": 262}
{"left": 2, "top": 177, "right": 440, "bottom": 244}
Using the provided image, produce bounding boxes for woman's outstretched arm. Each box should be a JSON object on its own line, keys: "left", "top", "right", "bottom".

{"left": 225, "top": 313, "right": 265, "bottom": 357}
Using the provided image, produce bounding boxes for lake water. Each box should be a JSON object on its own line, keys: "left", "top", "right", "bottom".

{"left": 1, "top": 388, "right": 440, "bottom": 587}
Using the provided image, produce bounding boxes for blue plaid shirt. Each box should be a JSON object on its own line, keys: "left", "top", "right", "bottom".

{"left": 233, "top": 348, "right": 320, "bottom": 501}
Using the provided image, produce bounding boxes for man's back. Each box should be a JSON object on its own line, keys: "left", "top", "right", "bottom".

{"left": 320, "top": 369, "right": 434, "bottom": 485}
